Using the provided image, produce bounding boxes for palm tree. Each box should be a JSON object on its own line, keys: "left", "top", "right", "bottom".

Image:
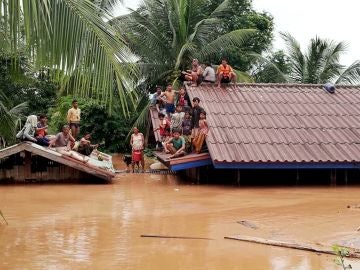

{"left": 113, "top": 0, "right": 256, "bottom": 88}
{"left": 0, "top": 91, "right": 28, "bottom": 148}
{"left": 0, "top": 0, "right": 137, "bottom": 115}
{"left": 281, "top": 32, "right": 360, "bottom": 84}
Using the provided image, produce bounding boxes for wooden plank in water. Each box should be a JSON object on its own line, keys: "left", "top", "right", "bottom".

{"left": 141, "top": 234, "right": 214, "bottom": 240}
{"left": 224, "top": 235, "right": 360, "bottom": 259}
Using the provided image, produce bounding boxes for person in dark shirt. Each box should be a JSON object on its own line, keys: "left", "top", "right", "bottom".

{"left": 190, "top": 97, "right": 204, "bottom": 139}
{"left": 182, "top": 111, "right": 192, "bottom": 152}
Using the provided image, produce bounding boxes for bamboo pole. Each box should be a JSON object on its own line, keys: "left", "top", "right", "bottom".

{"left": 141, "top": 234, "right": 214, "bottom": 240}
{"left": 224, "top": 236, "right": 360, "bottom": 259}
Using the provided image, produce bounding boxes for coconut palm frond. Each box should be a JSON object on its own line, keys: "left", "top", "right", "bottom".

{"left": 319, "top": 41, "right": 347, "bottom": 83}
{"left": 233, "top": 69, "right": 254, "bottom": 83}
{"left": 249, "top": 52, "right": 289, "bottom": 82}
{"left": 200, "top": 29, "right": 256, "bottom": 59}
{"left": 9, "top": 102, "right": 28, "bottom": 118}
{"left": 336, "top": 60, "right": 360, "bottom": 85}
{"left": 0, "top": 101, "right": 16, "bottom": 143}
{"left": 281, "top": 32, "right": 306, "bottom": 83}
{"left": 126, "top": 97, "right": 151, "bottom": 141}
{"left": 210, "top": 0, "right": 231, "bottom": 17}
{"left": 282, "top": 33, "right": 360, "bottom": 85}
{"left": 1, "top": 0, "right": 138, "bottom": 114}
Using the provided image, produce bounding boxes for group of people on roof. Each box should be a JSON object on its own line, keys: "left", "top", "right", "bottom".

{"left": 16, "top": 100, "right": 103, "bottom": 163}
{"left": 151, "top": 85, "right": 208, "bottom": 159}
{"left": 179, "top": 58, "right": 237, "bottom": 87}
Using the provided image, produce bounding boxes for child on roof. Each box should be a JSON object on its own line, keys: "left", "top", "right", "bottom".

{"left": 165, "top": 129, "right": 186, "bottom": 159}
{"left": 171, "top": 104, "right": 185, "bottom": 133}
{"left": 192, "top": 111, "right": 209, "bottom": 153}
{"left": 176, "top": 87, "right": 191, "bottom": 112}
{"left": 154, "top": 112, "right": 170, "bottom": 150}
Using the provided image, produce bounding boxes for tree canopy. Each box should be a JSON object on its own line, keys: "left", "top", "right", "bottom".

{"left": 0, "top": 0, "right": 138, "bottom": 115}
{"left": 281, "top": 33, "right": 360, "bottom": 84}
{"left": 113, "top": 0, "right": 262, "bottom": 89}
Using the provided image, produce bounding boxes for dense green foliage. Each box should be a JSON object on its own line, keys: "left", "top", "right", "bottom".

{"left": 253, "top": 50, "right": 289, "bottom": 83}
{"left": 0, "top": 51, "right": 56, "bottom": 145}
{"left": 0, "top": 0, "right": 137, "bottom": 114}
{"left": 216, "top": 0, "right": 274, "bottom": 71}
{"left": 0, "top": 54, "right": 57, "bottom": 116}
{"left": 114, "top": 0, "right": 262, "bottom": 89}
{"left": 49, "top": 96, "right": 139, "bottom": 153}
{"left": 280, "top": 33, "right": 360, "bottom": 84}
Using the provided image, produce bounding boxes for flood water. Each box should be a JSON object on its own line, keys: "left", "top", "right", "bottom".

{"left": 1, "top": 174, "right": 360, "bottom": 270}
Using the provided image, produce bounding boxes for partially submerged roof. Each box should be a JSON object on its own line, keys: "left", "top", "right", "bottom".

{"left": 154, "top": 151, "right": 212, "bottom": 171}
{"left": 185, "top": 83, "right": 360, "bottom": 169}
{"left": 0, "top": 142, "right": 115, "bottom": 180}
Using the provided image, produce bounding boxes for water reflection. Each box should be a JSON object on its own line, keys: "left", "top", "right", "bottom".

{"left": 1, "top": 177, "right": 360, "bottom": 269}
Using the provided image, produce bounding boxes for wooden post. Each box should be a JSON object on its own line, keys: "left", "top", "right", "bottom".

{"left": 236, "top": 170, "right": 241, "bottom": 187}
{"left": 296, "top": 169, "right": 300, "bottom": 185}
{"left": 330, "top": 169, "right": 337, "bottom": 186}
{"left": 24, "top": 151, "right": 31, "bottom": 180}
{"left": 345, "top": 170, "right": 348, "bottom": 185}
{"left": 196, "top": 168, "right": 200, "bottom": 184}
{"left": 144, "top": 111, "right": 151, "bottom": 147}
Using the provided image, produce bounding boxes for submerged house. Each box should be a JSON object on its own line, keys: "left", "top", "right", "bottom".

{"left": 0, "top": 142, "right": 115, "bottom": 183}
{"left": 151, "top": 83, "right": 360, "bottom": 184}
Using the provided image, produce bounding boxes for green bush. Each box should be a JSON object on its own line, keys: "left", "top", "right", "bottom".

{"left": 48, "top": 96, "right": 139, "bottom": 153}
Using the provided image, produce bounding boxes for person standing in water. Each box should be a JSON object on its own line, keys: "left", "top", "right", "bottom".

{"left": 130, "top": 127, "right": 145, "bottom": 172}
{"left": 67, "top": 99, "right": 81, "bottom": 139}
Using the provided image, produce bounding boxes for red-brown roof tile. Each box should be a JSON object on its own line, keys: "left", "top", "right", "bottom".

{"left": 186, "top": 83, "right": 360, "bottom": 164}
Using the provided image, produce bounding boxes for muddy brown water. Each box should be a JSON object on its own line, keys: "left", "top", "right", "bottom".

{"left": 1, "top": 174, "right": 360, "bottom": 269}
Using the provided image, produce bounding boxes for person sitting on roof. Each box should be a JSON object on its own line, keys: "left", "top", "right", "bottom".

{"left": 49, "top": 125, "right": 89, "bottom": 163}
{"left": 165, "top": 129, "right": 186, "bottom": 159}
{"left": 35, "top": 114, "right": 50, "bottom": 146}
{"left": 181, "top": 59, "right": 203, "bottom": 86}
{"left": 175, "top": 87, "right": 191, "bottom": 112}
{"left": 78, "top": 132, "right": 99, "bottom": 156}
{"left": 202, "top": 63, "right": 216, "bottom": 83}
{"left": 16, "top": 115, "right": 38, "bottom": 144}
{"left": 216, "top": 58, "right": 237, "bottom": 87}
{"left": 192, "top": 111, "right": 209, "bottom": 153}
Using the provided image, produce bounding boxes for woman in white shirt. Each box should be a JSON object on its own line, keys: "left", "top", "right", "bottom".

{"left": 202, "top": 63, "right": 216, "bottom": 83}
{"left": 130, "top": 127, "right": 145, "bottom": 172}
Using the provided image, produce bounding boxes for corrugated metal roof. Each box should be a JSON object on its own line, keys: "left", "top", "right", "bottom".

{"left": 186, "top": 83, "right": 360, "bottom": 164}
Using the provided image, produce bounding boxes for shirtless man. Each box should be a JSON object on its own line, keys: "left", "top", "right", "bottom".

{"left": 160, "top": 83, "right": 175, "bottom": 116}
{"left": 183, "top": 59, "right": 203, "bottom": 86}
